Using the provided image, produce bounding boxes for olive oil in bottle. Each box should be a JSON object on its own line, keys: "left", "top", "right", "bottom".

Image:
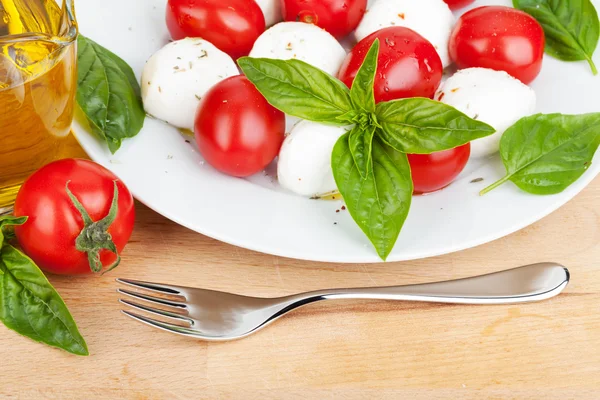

{"left": 0, "top": 0, "right": 82, "bottom": 212}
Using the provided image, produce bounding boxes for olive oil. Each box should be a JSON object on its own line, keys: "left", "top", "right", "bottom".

{"left": 0, "top": 0, "right": 80, "bottom": 211}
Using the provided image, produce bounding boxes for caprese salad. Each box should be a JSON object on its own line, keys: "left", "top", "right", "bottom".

{"left": 75, "top": 0, "right": 600, "bottom": 260}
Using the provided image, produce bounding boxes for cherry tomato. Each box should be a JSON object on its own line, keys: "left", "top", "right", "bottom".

{"left": 408, "top": 144, "right": 471, "bottom": 194}
{"left": 443, "top": 0, "right": 475, "bottom": 10}
{"left": 338, "top": 27, "right": 443, "bottom": 103}
{"left": 166, "top": 0, "right": 265, "bottom": 59}
{"left": 14, "top": 159, "right": 135, "bottom": 275}
{"left": 195, "top": 75, "right": 286, "bottom": 177}
{"left": 281, "top": 0, "right": 367, "bottom": 38}
{"left": 449, "top": 6, "right": 545, "bottom": 84}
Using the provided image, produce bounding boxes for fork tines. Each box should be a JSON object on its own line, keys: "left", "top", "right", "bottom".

{"left": 116, "top": 278, "right": 197, "bottom": 336}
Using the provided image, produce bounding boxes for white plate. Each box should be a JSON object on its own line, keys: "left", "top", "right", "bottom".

{"left": 73, "top": 0, "right": 600, "bottom": 263}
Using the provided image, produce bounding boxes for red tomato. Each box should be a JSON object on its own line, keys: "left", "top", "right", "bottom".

{"left": 195, "top": 76, "right": 286, "bottom": 177}
{"left": 449, "top": 6, "right": 545, "bottom": 84}
{"left": 166, "top": 0, "right": 265, "bottom": 59}
{"left": 408, "top": 144, "right": 471, "bottom": 194}
{"left": 281, "top": 0, "right": 367, "bottom": 38}
{"left": 443, "top": 0, "right": 475, "bottom": 10}
{"left": 338, "top": 27, "right": 443, "bottom": 103}
{"left": 14, "top": 159, "right": 135, "bottom": 275}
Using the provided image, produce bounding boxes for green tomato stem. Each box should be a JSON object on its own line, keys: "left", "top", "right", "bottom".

{"left": 480, "top": 175, "right": 510, "bottom": 196}
{"left": 65, "top": 181, "right": 122, "bottom": 274}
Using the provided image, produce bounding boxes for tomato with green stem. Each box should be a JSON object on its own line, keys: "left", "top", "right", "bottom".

{"left": 13, "top": 159, "right": 135, "bottom": 275}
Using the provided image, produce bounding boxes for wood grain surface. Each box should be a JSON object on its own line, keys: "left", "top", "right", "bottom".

{"left": 0, "top": 169, "right": 599, "bottom": 398}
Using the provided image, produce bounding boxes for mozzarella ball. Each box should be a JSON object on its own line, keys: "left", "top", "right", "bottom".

{"left": 250, "top": 22, "right": 347, "bottom": 76}
{"left": 255, "top": 0, "right": 282, "bottom": 26}
{"left": 436, "top": 67, "right": 536, "bottom": 158}
{"left": 355, "top": 0, "right": 455, "bottom": 67}
{"left": 141, "top": 38, "right": 239, "bottom": 130}
{"left": 278, "top": 120, "right": 348, "bottom": 196}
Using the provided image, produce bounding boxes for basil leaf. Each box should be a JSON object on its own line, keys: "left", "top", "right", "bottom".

{"left": 238, "top": 57, "right": 353, "bottom": 124}
{"left": 0, "top": 245, "right": 88, "bottom": 356}
{"left": 332, "top": 134, "right": 413, "bottom": 260}
{"left": 0, "top": 216, "right": 88, "bottom": 355}
{"left": 514, "top": 0, "right": 599, "bottom": 74}
{"left": 481, "top": 113, "right": 600, "bottom": 195}
{"left": 77, "top": 35, "right": 145, "bottom": 154}
{"left": 348, "top": 125, "right": 376, "bottom": 178}
{"left": 0, "top": 215, "right": 27, "bottom": 246}
{"left": 375, "top": 98, "right": 495, "bottom": 154}
{"left": 350, "top": 39, "right": 379, "bottom": 112}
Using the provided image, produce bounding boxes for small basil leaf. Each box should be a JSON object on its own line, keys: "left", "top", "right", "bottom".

{"left": 332, "top": 134, "right": 413, "bottom": 260}
{"left": 238, "top": 57, "right": 353, "bottom": 124}
{"left": 481, "top": 113, "right": 600, "bottom": 195}
{"left": 514, "top": 0, "right": 599, "bottom": 74}
{"left": 350, "top": 39, "right": 379, "bottom": 112}
{"left": 0, "top": 245, "right": 88, "bottom": 356}
{"left": 77, "top": 35, "right": 145, "bottom": 154}
{"left": 0, "top": 216, "right": 27, "bottom": 247}
{"left": 376, "top": 98, "right": 495, "bottom": 153}
{"left": 348, "top": 125, "right": 376, "bottom": 178}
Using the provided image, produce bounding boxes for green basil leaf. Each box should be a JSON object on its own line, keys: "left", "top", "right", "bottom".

{"left": 238, "top": 57, "right": 353, "bottom": 124}
{"left": 77, "top": 35, "right": 145, "bottom": 154}
{"left": 348, "top": 125, "right": 376, "bottom": 178}
{"left": 514, "top": 0, "right": 599, "bottom": 74}
{"left": 350, "top": 39, "right": 379, "bottom": 112}
{"left": 332, "top": 134, "right": 413, "bottom": 260}
{"left": 0, "top": 245, "right": 88, "bottom": 356}
{"left": 481, "top": 113, "right": 600, "bottom": 195}
{"left": 0, "top": 215, "right": 27, "bottom": 247}
{"left": 375, "top": 98, "right": 495, "bottom": 154}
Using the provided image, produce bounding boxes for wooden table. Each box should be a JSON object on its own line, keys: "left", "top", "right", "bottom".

{"left": 1, "top": 176, "right": 599, "bottom": 399}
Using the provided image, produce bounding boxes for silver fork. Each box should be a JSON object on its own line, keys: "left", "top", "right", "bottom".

{"left": 117, "top": 262, "right": 569, "bottom": 341}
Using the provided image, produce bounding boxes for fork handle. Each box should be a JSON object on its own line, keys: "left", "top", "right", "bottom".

{"left": 293, "top": 263, "right": 569, "bottom": 305}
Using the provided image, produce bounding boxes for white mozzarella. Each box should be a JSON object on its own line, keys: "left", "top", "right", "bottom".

{"left": 278, "top": 120, "right": 348, "bottom": 196}
{"left": 141, "top": 38, "right": 239, "bottom": 130}
{"left": 255, "top": 0, "right": 282, "bottom": 27}
{"left": 355, "top": 0, "right": 455, "bottom": 67}
{"left": 249, "top": 22, "right": 347, "bottom": 76}
{"left": 436, "top": 67, "right": 537, "bottom": 158}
